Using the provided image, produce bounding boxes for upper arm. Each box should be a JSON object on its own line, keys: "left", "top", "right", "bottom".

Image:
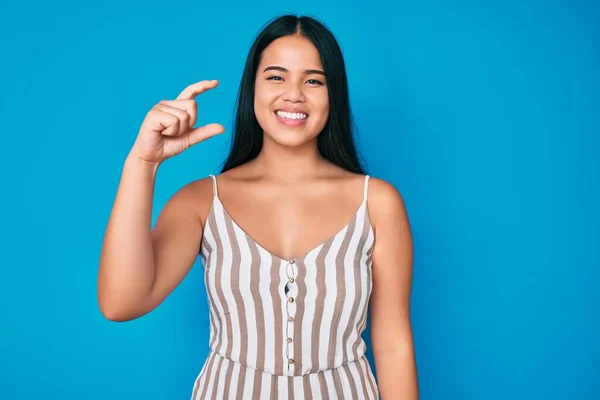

{"left": 367, "top": 177, "right": 415, "bottom": 355}
{"left": 144, "top": 177, "right": 213, "bottom": 311}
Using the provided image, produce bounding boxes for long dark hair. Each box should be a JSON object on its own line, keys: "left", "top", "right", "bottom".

{"left": 219, "top": 14, "right": 367, "bottom": 174}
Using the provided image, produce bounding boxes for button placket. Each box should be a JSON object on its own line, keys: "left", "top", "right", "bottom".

{"left": 284, "top": 258, "right": 297, "bottom": 372}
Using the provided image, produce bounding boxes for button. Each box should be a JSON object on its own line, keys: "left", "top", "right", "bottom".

{"left": 288, "top": 316, "right": 294, "bottom": 322}
{"left": 288, "top": 297, "right": 294, "bottom": 303}
{"left": 287, "top": 337, "right": 292, "bottom": 343}
{"left": 288, "top": 359, "right": 295, "bottom": 364}
{"left": 288, "top": 278, "right": 295, "bottom": 283}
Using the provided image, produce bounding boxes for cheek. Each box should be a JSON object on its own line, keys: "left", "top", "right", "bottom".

{"left": 254, "top": 90, "right": 276, "bottom": 130}
{"left": 313, "top": 89, "right": 329, "bottom": 107}
{"left": 313, "top": 94, "right": 330, "bottom": 119}
{"left": 254, "top": 84, "right": 276, "bottom": 113}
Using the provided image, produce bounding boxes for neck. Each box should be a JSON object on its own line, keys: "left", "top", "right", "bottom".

{"left": 250, "top": 135, "right": 327, "bottom": 181}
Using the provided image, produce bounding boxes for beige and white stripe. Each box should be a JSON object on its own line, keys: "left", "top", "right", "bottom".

{"left": 191, "top": 174, "right": 379, "bottom": 399}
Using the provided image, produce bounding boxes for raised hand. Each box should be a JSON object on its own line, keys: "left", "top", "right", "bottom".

{"left": 130, "top": 80, "right": 224, "bottom": 164}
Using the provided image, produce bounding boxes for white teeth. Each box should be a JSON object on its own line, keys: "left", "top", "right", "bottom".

{"left": 276, "top": 110, "right": 308, "bottom": 120}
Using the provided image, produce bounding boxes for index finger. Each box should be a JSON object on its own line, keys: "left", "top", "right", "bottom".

{"left": 176, "top": 80, "right": 219, "bottom": 100}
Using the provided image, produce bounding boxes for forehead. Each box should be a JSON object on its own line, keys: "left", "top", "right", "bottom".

{"left": 259, "top": 35, "right": 323, "bottom": 70}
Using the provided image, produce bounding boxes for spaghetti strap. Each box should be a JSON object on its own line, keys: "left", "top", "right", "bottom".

{"left": 363, "top": 175, "right": 370, "bottom": 202}
{"left": 209, "top": 174, "right": 218, "bottom": 197}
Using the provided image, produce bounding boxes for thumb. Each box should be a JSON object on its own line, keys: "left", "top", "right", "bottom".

{"left": 187, "top": 123, "right": 225, "bottom": 146}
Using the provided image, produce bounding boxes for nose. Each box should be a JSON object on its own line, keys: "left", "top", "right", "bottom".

{"left": 281, "top": 81, "right": 305, "bottom": 102}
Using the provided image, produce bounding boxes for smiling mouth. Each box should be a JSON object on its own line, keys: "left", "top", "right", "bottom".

{"left": 275, "top": 110, "right": 309, "bottom": 120}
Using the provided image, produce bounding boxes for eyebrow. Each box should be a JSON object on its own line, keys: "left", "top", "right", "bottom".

{"left": 262, "top": 65, "right": 326, "bottom": 76}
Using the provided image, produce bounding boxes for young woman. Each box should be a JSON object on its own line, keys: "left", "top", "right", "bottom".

{"left": 98, "top": 14, "right": 418, "bottom": 400}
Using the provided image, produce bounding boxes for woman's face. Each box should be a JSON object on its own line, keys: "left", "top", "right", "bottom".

{"left": 254, "top": 35, "right": 329, "bottom": 147}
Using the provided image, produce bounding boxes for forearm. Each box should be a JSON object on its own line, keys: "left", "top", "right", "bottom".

{"left": 97, "top": 154, "right": 159, "bottom": 320}
{"left": 374, "top": 346, "right": 419, "bottom": 400}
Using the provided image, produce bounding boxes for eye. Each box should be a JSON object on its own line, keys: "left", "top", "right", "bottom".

{"left": 267, "top": 75, "right": 283, "bottom": 81}
{"left": 307, "top": 79, "right": 324, "bottom": 86}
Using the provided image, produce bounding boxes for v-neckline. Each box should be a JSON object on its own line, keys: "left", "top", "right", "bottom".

{"left": 209, "top": 195, "right": 369, "bottom": 263}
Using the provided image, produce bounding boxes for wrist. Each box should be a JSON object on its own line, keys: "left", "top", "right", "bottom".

{"left": 124, "top": 153, "right": 161, "bottom": 175}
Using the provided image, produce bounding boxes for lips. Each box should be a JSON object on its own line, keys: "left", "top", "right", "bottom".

{"left": 274, "top": 110, "right": 308, "bottom": 127}
{"left": 275, "top": 110, "right": 309, "bottom": 120}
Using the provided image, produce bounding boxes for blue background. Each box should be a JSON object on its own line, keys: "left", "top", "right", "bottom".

{"left": 1, "top": 0, "right": 598, "bottom": 399}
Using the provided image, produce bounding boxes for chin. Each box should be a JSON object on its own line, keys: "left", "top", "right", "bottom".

{"left": 266, "top": 129, "right": 317, "bottom": 147}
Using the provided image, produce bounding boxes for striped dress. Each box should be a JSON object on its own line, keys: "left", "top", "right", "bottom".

{"left": 191, "top": 174, "right": 379, "bottom": 399}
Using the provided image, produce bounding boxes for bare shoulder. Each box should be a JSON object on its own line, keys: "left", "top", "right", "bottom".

{"left": 366, "top": 176, "right": 411, "bottom": 230}
{"left": 157, "top": 175, "right": 215, "bottom": 231}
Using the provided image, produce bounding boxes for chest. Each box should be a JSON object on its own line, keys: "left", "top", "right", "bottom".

{"left": 208, "top": 193, "right": 368, "bottom": 261}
